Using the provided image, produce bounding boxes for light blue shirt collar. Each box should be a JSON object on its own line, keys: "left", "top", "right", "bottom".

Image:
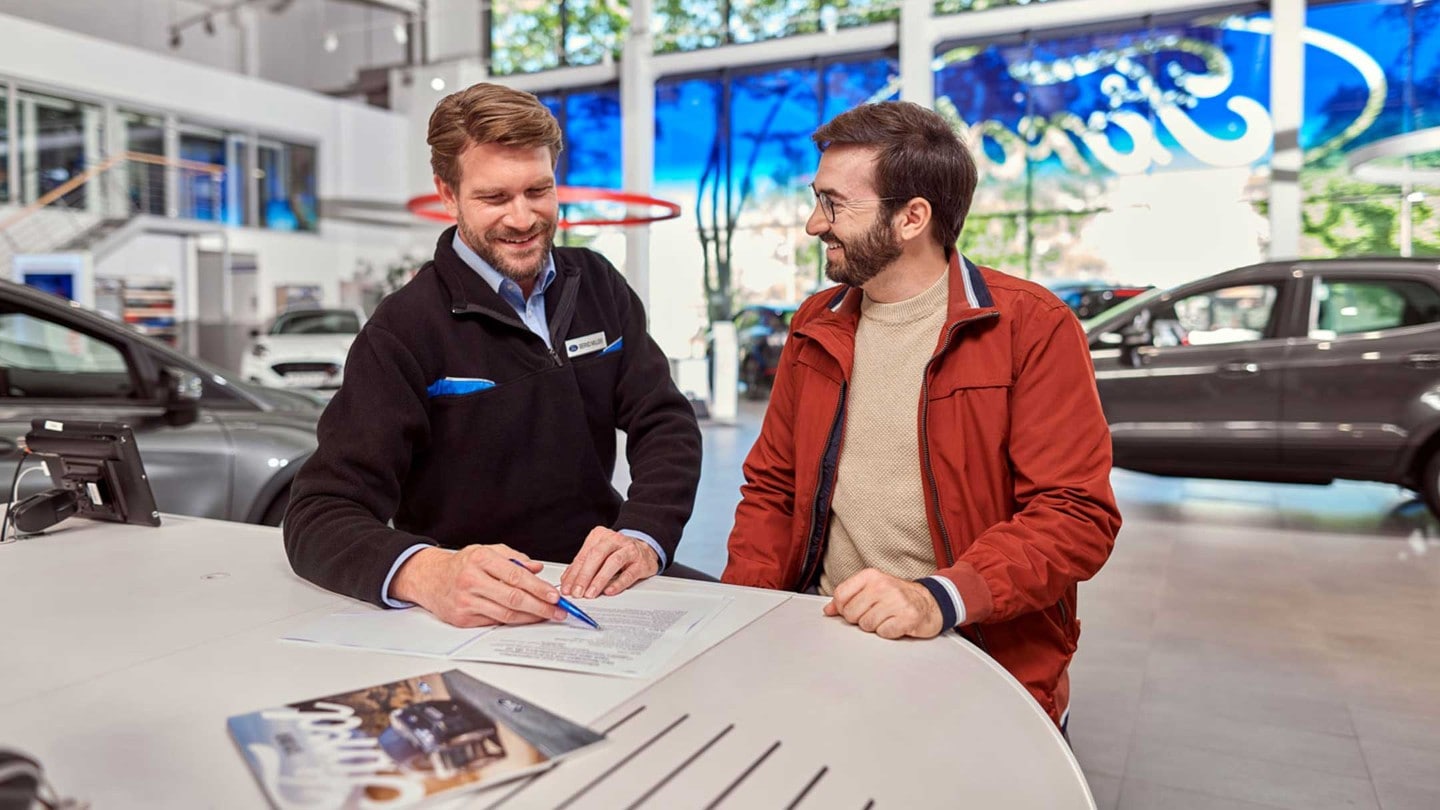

{"left": 451, "top": 231, "right": 556, "bottom": 304}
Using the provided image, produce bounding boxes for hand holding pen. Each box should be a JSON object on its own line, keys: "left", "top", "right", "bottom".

{"left": 389, "top": 544, "right": 588, "bottom": 629}
{"left": 510, "top": 559, "right": 602, "bottom": 629}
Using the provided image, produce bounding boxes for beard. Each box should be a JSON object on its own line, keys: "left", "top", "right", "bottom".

{"left": 824, "top": 216, "right": 903, "bottom": 288}
{"left": 458, "top": 214, "right": 557, "bottom": 285}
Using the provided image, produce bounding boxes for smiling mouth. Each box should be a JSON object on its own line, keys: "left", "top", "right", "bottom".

{"left": 497, "top": 232, "right": 541, "bottom": 249}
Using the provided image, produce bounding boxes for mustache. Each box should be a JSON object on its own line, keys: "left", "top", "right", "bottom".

{"left": 489, "top": 222, "right": 554, "bottom": 242}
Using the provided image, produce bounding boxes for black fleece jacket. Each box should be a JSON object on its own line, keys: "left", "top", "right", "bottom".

{"left": 284, "top": 228, "right": 702, "bottom": 605}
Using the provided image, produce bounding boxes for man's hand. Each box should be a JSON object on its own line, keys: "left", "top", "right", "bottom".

{"left": 823, "top": 568, "right": 945, "bottom": 640}
{"left": 560, "top": 527, "right": 660, "bottom": 599}
{"left": 391, "top": 545, "right": 568, "bottom": 628}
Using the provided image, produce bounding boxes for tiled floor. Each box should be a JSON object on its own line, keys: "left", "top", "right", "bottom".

{"left": 658, "top": 400, "right": 1440, "bottom": 809}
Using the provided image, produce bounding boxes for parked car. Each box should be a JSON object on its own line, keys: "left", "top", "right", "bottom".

{"left": 1073, "top": 285, "right": 1152, "bottom": 319}
{"left": 240, "top": 307, "right": 365, "bottom": 394}
{"left": 732, "top": 303, "right": 796, "bottom": 400}
{"left": 0, "top": 278, "right": 322, "bottom": 525}
{"left": 1085, "top": 258, "right": 1440, "bottom": 515}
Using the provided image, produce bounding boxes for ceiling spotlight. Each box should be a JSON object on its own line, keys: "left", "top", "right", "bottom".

{"left": 323, "top": 31, "right": 339, "bottom": 52}
{"left": 430, "top": 77, "right": 446, "bottom": 92}
{"left": 393, "top": 23, "right": 408, "bottom": 45}
{"left": 203, "top": 14, "right": 215, "bottom": 35}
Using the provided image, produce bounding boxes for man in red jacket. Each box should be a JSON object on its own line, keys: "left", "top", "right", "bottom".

{"left": 722, "top": 101, "right": 1121, "bottom": 728}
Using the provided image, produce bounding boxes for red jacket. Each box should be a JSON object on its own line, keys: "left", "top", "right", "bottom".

{"left": 723, "top": 253, "right": 1121, "bottom": 723}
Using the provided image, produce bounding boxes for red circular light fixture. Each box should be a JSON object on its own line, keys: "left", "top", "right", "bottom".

{"left": 406, "top": 187, "right": 681, "bottom": 229}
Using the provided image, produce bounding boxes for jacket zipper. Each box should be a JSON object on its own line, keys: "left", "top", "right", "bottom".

{"left": 797, "top": 381, "right": 848, "bottom": 592}
{"left": 920, "top": 311, "right": 998, "bottom": 650}
{"left": 1057, "top": 595, "right": 1069, "bottom": 624}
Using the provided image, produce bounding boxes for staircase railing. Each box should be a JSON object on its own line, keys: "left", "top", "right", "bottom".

{"left": 0, "top": 151, "right": 226, "bottom": 271}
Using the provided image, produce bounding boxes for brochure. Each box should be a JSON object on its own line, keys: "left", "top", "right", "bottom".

{"left": 227, "top": 669, "right": 604, "bottom": 809}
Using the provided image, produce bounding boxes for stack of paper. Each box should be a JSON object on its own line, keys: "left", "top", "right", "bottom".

{"left": 284, "top": 588, "right": 731, "bottom": 679}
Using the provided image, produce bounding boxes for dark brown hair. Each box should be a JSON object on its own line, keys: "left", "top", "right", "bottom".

{"left": 812, "top": 101, "right": 977, "bottom": 251}
{"left": 428, "top": 82, "right": 564, "bottom": 190}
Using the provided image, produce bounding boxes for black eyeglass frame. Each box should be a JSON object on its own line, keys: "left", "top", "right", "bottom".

{"left": 810, "top": 186, "right": 905, "bottom": 223}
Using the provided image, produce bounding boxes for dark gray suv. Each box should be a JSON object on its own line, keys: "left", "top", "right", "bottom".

{"left": 0, "top": 279, "right": 321, "bottom": 525}
{"left": 1086, "top": 258, "right": 1440, "bottom": 516}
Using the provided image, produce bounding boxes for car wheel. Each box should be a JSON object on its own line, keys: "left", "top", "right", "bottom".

{"left": 1424, "top": 449, "right": 1440, "bottom": 519}
{"left": 260, "top": 490, "right": 290, "bottom": 527}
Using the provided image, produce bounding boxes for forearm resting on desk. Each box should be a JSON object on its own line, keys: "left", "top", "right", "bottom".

{"left": 391, "top": 545, "right": 568, "bottom": 628}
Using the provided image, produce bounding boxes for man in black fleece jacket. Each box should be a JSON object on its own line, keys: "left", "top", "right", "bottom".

{"left": 283, "top": 83, "right": 702, "bottom": 628}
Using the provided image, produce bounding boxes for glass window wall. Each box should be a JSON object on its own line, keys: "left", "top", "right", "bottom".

{"left": 15, "top": 89, "right": 104, "bottom": 209}
{"left": 1301, "top": 0, "right": 1440, "bottom": 258}
{"left": 256, "top": 141, "right": 318, "bottom": 232}
{"left": 120, "top": 109, "right": 166, "bottom": 216}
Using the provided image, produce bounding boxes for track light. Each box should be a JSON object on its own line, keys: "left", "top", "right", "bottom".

{"left": 203, "top": 14, "right": 215, "bottom": 35}
{"left": 169, "top": 27, "right": 182, "bottom": 48}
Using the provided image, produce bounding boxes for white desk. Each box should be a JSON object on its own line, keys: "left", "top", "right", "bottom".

{"left": 0, "top": 515, "right": 1093, "bottom": 809}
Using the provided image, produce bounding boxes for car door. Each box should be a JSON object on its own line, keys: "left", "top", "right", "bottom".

{"left": 1091, "top": 279, "right": 1291, "bottom": 476}
{"left": 1281, "top": 272, "right": 1440, "bottom": 478}
{"left": 0, "top": 299, "right": 235, "bottom": 519}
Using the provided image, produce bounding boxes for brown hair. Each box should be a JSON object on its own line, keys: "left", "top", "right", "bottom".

{"left": 812, "top": 101, "right": 977, "bottom": 251}
{"left": 428, "top": 82, "right": 564, "bottom": 190}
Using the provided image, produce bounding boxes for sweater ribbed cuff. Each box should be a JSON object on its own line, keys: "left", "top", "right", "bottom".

{"left": 915, "top": 576, "right": 962, "bottom": 630}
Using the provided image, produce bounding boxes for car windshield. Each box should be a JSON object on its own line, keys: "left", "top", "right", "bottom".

{"left": 1082, "top": 287, "right": 1164, "bottom": 332}
{"left": 270, "top": 310, "right": 361, "bottom": 335}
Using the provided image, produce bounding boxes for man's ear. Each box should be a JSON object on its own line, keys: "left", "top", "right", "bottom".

{"left": 895, "top": 197, "right": 933, "bottom": 244}
{"left": 434, "top": 175, "right": 460, "bottom": 219}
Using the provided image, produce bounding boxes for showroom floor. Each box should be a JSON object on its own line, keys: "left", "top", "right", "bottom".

{"left": 658, "top": 400, "right": 1440, "bottom": 810}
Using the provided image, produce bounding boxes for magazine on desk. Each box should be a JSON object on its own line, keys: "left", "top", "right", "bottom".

{"left": 227, "top": 669, "right": 604, "bottom": 809}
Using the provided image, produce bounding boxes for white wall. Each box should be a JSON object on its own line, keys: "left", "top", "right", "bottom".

{"left": 195, "top": 220, "right": 434, "bottom": 321}
{"left": 0, "top": 0, "right": 243, "bottom": 74}
{"left": 95, "top": 232, "right": 188, "bottom": 293}
{"left": 257, "top": 0, "right": 408, "bottom": 92}
{"left": 0, "top": 11, "right": 410, "bottom": 204}
{"left": 0, "top": 0, "right": 407, "bottom": 94}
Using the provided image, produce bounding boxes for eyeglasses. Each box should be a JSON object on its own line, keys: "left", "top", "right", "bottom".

{"left": 811, "top": 187, "right": 903, "bottom": 223}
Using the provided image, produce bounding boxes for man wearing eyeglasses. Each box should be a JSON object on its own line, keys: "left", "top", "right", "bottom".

{"left": 722, "top": 101, "right": 1121, "bottom": 731}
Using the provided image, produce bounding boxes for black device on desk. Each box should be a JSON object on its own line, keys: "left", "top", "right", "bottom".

{"left": 9, "top": 420, "right": 161, "bottom": 535}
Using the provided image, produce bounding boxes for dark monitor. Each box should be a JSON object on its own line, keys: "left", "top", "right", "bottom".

{"left": 13, "top": 419, "right": 161, "bottom": 533}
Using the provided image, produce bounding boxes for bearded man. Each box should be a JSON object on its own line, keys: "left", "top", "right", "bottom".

{"left": 285, "top": 83, "right": 701, "bottom": 628}
{"left": 722, "top": 101, "right": 1121, "bottom": 731}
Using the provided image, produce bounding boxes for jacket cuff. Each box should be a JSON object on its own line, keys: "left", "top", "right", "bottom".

{"left": 940, "top": 562, "right": 994, "bottom": 625}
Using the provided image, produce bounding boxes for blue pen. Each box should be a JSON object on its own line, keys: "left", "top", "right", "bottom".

{"left": 509, "top": 559, "right": 602, "bottom": 630}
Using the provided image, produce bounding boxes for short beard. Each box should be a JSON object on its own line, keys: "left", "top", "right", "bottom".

{"left": 458, "top": 215, "right": 557, "bottom": 285}
{"left": 825, "top": 216, "right": 902, "bottom": 288}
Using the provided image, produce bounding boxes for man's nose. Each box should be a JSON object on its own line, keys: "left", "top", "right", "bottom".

{"left": 804, "top": 203, "right": 828, "bottom": 236}
{"left": 502, "top": 198, "right": 538, "bottom": 231}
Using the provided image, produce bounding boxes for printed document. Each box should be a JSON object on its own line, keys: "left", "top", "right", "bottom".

{"left": 284, "top": 589, "right": 730, "bottom": 678}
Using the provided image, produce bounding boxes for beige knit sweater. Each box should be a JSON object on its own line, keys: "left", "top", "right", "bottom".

{"left": 819, "top": 272, "right": 948, "bottom": 596}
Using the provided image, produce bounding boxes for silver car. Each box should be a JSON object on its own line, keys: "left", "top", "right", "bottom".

{"left": 0, "top": 279, "right": 320, "bottom": 525}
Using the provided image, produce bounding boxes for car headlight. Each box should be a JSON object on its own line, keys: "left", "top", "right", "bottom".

{"left": 251, "top": 343, "right": 269, "bottom": 358}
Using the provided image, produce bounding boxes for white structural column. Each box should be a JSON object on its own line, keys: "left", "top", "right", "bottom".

{"left": 1268, "top": 0, "right": 1305, "bottom": 259}
{"left": 899, "top": 0, "right": 935, "bottom": 108}
{"left": 621, "top": 0, "right": 655, "bottom": 308}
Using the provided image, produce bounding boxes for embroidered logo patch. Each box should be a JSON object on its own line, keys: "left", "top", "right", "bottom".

{"left": 566, "top": 331, "right": 607, "bottom": 358}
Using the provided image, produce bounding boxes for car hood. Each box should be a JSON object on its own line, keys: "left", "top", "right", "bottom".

{"left": 230, "top": 378, "right": 329, "bottom": 415}
{"left": 252, "top": 334, "right": 356, "bottom": 361}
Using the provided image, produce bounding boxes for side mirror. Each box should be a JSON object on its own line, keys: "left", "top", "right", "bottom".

{"left": 160, "top": 366, "right": 202, "bottom": 427}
